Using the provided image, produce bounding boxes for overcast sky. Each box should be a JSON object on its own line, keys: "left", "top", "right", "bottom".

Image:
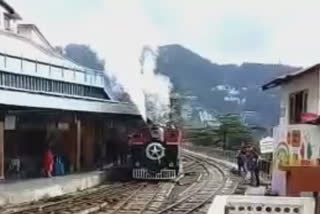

{"left": 9, "top": 0, "right": 320, "bottom": 67}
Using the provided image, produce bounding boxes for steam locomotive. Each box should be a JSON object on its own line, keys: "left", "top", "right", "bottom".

{"left": 130, "top": 124, "right": 182, "bottom": 179}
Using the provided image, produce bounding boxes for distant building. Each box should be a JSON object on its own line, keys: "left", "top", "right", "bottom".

{"left": 198, "top": 110, "right": 220, "bottom": 128}
{"left": 181, "top": 103, "right": 193, "bottom": 121}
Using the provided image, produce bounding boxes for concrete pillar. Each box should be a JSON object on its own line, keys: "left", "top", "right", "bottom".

{"left": 0, "top": 121, "right": 3, "bottom": 179}
{"left": 81, "top": 120, "right": 95, "bottom": 169}
{"left": 62, "top": 119, "right": 81, "bottom": 172}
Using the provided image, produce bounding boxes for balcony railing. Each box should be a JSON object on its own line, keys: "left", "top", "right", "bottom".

{"left": 0, "top": 52, "right": 105, "bottom": 88}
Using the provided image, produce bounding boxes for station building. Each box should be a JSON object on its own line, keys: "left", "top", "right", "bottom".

{"left": 0, "top": 1, "right": 141, "bottom": 180}
{"left": 263, "top": 64, "right": 320, "bottom": 196}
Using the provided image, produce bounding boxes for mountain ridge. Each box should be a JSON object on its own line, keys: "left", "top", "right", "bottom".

{"left": 157, "top": 44, "right": 300, "bottom": 127}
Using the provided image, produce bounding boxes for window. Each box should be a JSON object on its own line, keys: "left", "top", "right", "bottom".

{"left": 289, "top": 90, "right": 308, "bottom": 124}
{"left": 4, "top": 14, "right": 10, "bottom": 30}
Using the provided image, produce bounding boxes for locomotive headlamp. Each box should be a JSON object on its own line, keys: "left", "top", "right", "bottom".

{"left": 146, "top": 142, "right": 165, "bottom": 160}
{"left": 135, "top": 161, "right": 140, "bottom": 167}
{"left": 169, "top": 162, "right": 174, "bottom": 167}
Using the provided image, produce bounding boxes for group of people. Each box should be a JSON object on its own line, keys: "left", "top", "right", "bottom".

{"left": 43, "top": 148, "right": 67, "bottom": 177}
{"left": 236, "top": 145, "right": 260, "bottom": 186}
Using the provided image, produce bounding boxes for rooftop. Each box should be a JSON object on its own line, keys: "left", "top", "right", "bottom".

{"left": 0, "top": 0, "right": 21, "bottom": 20}
{"left": 0, "top": 30, "right": 100, "bottom": 73}
{"left": 262, "top": 64, "right": 320, "bottom": 90}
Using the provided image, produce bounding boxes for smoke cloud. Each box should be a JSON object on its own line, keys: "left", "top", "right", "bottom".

{"left": 94, "top": 1, "right": 172, "bottom": 121}
{"left": 140, "top": 46, "right": 172, "bottom": 123}
{"left": 104, "top": 44, "right": 172, "bottom": 123}
{"left": 11, "top": 0, "right": 172, "bottom": 121}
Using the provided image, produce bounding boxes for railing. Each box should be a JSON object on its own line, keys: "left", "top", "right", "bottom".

{"left": 0, "top": 70, "right": 108, "bottom": 99}
{"left": 185, "top": 144, "right": 237, "bottom": 163}
{"left": 0, "top": 52, "right": 105, "bottom": 88}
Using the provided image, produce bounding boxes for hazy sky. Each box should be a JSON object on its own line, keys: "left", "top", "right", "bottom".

{"left": 9, "top": 0, "right": 320, "bottom": 66}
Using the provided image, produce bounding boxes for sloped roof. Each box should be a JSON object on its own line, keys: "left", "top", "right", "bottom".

{"left": 0, "top": 30, "right": 89, "bottom": 70}
{"left": 0, "top": 29, "right": 117, "bottom": 99}
{"left": 18, "top": 24, "right": 56, "bottom": 53}
{"left": 262, "top": 64, "right": 320, "bottom": 90}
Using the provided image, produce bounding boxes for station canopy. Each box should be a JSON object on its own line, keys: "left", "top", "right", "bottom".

{"left": 0, "top": 30, "right": 95, "bottom": 73}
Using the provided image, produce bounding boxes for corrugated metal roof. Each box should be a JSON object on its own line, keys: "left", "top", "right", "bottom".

{"left": 262, "top": 64, "right": 320, "bottom": 90}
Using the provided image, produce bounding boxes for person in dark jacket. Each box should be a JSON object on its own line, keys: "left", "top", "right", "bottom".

{"left": 236, "top": 147, "right": 247, "bottom": 176}
{"left": 247, "top": 146, "right": 260, "bottom": 186}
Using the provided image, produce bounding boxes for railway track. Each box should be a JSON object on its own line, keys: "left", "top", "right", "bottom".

{"left": 94, "top": 182, "right": 169, "bottom": 214}
{"left": 1, "top": 182, "right": 145, "bottom": 214}
{"left": 158, "top": 151, "right": 239, "bottom": 214}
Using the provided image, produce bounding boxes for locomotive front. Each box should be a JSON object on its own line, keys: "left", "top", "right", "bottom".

{"left": 130, "top": 124, "right": 181, "bottom": 180}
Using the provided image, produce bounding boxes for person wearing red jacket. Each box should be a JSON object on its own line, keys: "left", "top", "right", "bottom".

{"left": 43, "top": 147, "right": 54, "bottom": 177}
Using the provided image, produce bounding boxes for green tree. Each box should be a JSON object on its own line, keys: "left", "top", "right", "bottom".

{"left": 216, "top": 114, "right": 252, "bottom": 149}
{"left": 188, "top": 113, "right": 252, "bottom": 149}
{"left": 187, "top": 127, "right": 220, "bottom": 146}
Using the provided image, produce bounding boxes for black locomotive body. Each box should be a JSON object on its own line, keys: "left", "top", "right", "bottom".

{"left": 130, "top": 125, "right": 181, "bottom": 179}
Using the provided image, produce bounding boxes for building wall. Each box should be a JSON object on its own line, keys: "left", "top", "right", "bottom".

{"left": 279, "top": 71, "right": 319, "bottom": 126}
{"left": 272, "top": 70, "right": 320, "bottom": 195}
{"left": 17, "top": 25, "right": 51, "bottom": 50}
{"left": 276, "top": 71, "right": 320, "bottom": 167}
{"left": 17, "top": 25, "right": 32, "bottom": 39}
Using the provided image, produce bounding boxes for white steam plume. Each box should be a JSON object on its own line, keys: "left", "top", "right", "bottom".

{"left": 104, "top": 44, "right": 172, "bottom": 123}
{"left": 140, "top": 46, "right": 172, "bottom": 123}
{"left": 10, "top": 0, "right": 172, "bottom": 121}
{"left": 91, "top": 1, "right": 172, "bottom": 121}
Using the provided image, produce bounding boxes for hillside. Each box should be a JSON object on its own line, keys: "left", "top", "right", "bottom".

{"left": 157, "top": 44, "right": 300, "bottom": 127}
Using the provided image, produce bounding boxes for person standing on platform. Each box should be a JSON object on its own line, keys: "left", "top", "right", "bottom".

{"left": 43, "top": 147, "right": 54, "bottom": 177}
{"left": 236, "top": 147, "right": 247, "bottom": 176}
{"left": 54, "top": 154, "right": 65, "bottom": 176}
{"left": 247, "top": 146, "right": 260, "bottom": 186}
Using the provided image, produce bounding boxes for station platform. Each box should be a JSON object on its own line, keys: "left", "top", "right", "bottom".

{"left": 0, "top": 170, "right": 108, "bottom": 206}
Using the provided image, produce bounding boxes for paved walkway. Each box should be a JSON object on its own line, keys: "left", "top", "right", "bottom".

{"left": 0, "top": 171, "right": 107, "bottom": 206}
{"left": 245, "top": 186, "right": 267, "bottom": 195}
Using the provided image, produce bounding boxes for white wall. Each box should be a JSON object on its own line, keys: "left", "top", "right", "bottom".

{"left": 279, "top": 70, "right": 319, "bottom": 126}
{"left": 17, "top": 25, "right": 32, "bottom": 38}
{"left": 272, "top": 70, "right": 320, "bottom": 195}
{"left": 17, "top": 26, "right": 48, "bottom": 49}
{"left": 10, "top": 19, "right": 17, "bottom": 33}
